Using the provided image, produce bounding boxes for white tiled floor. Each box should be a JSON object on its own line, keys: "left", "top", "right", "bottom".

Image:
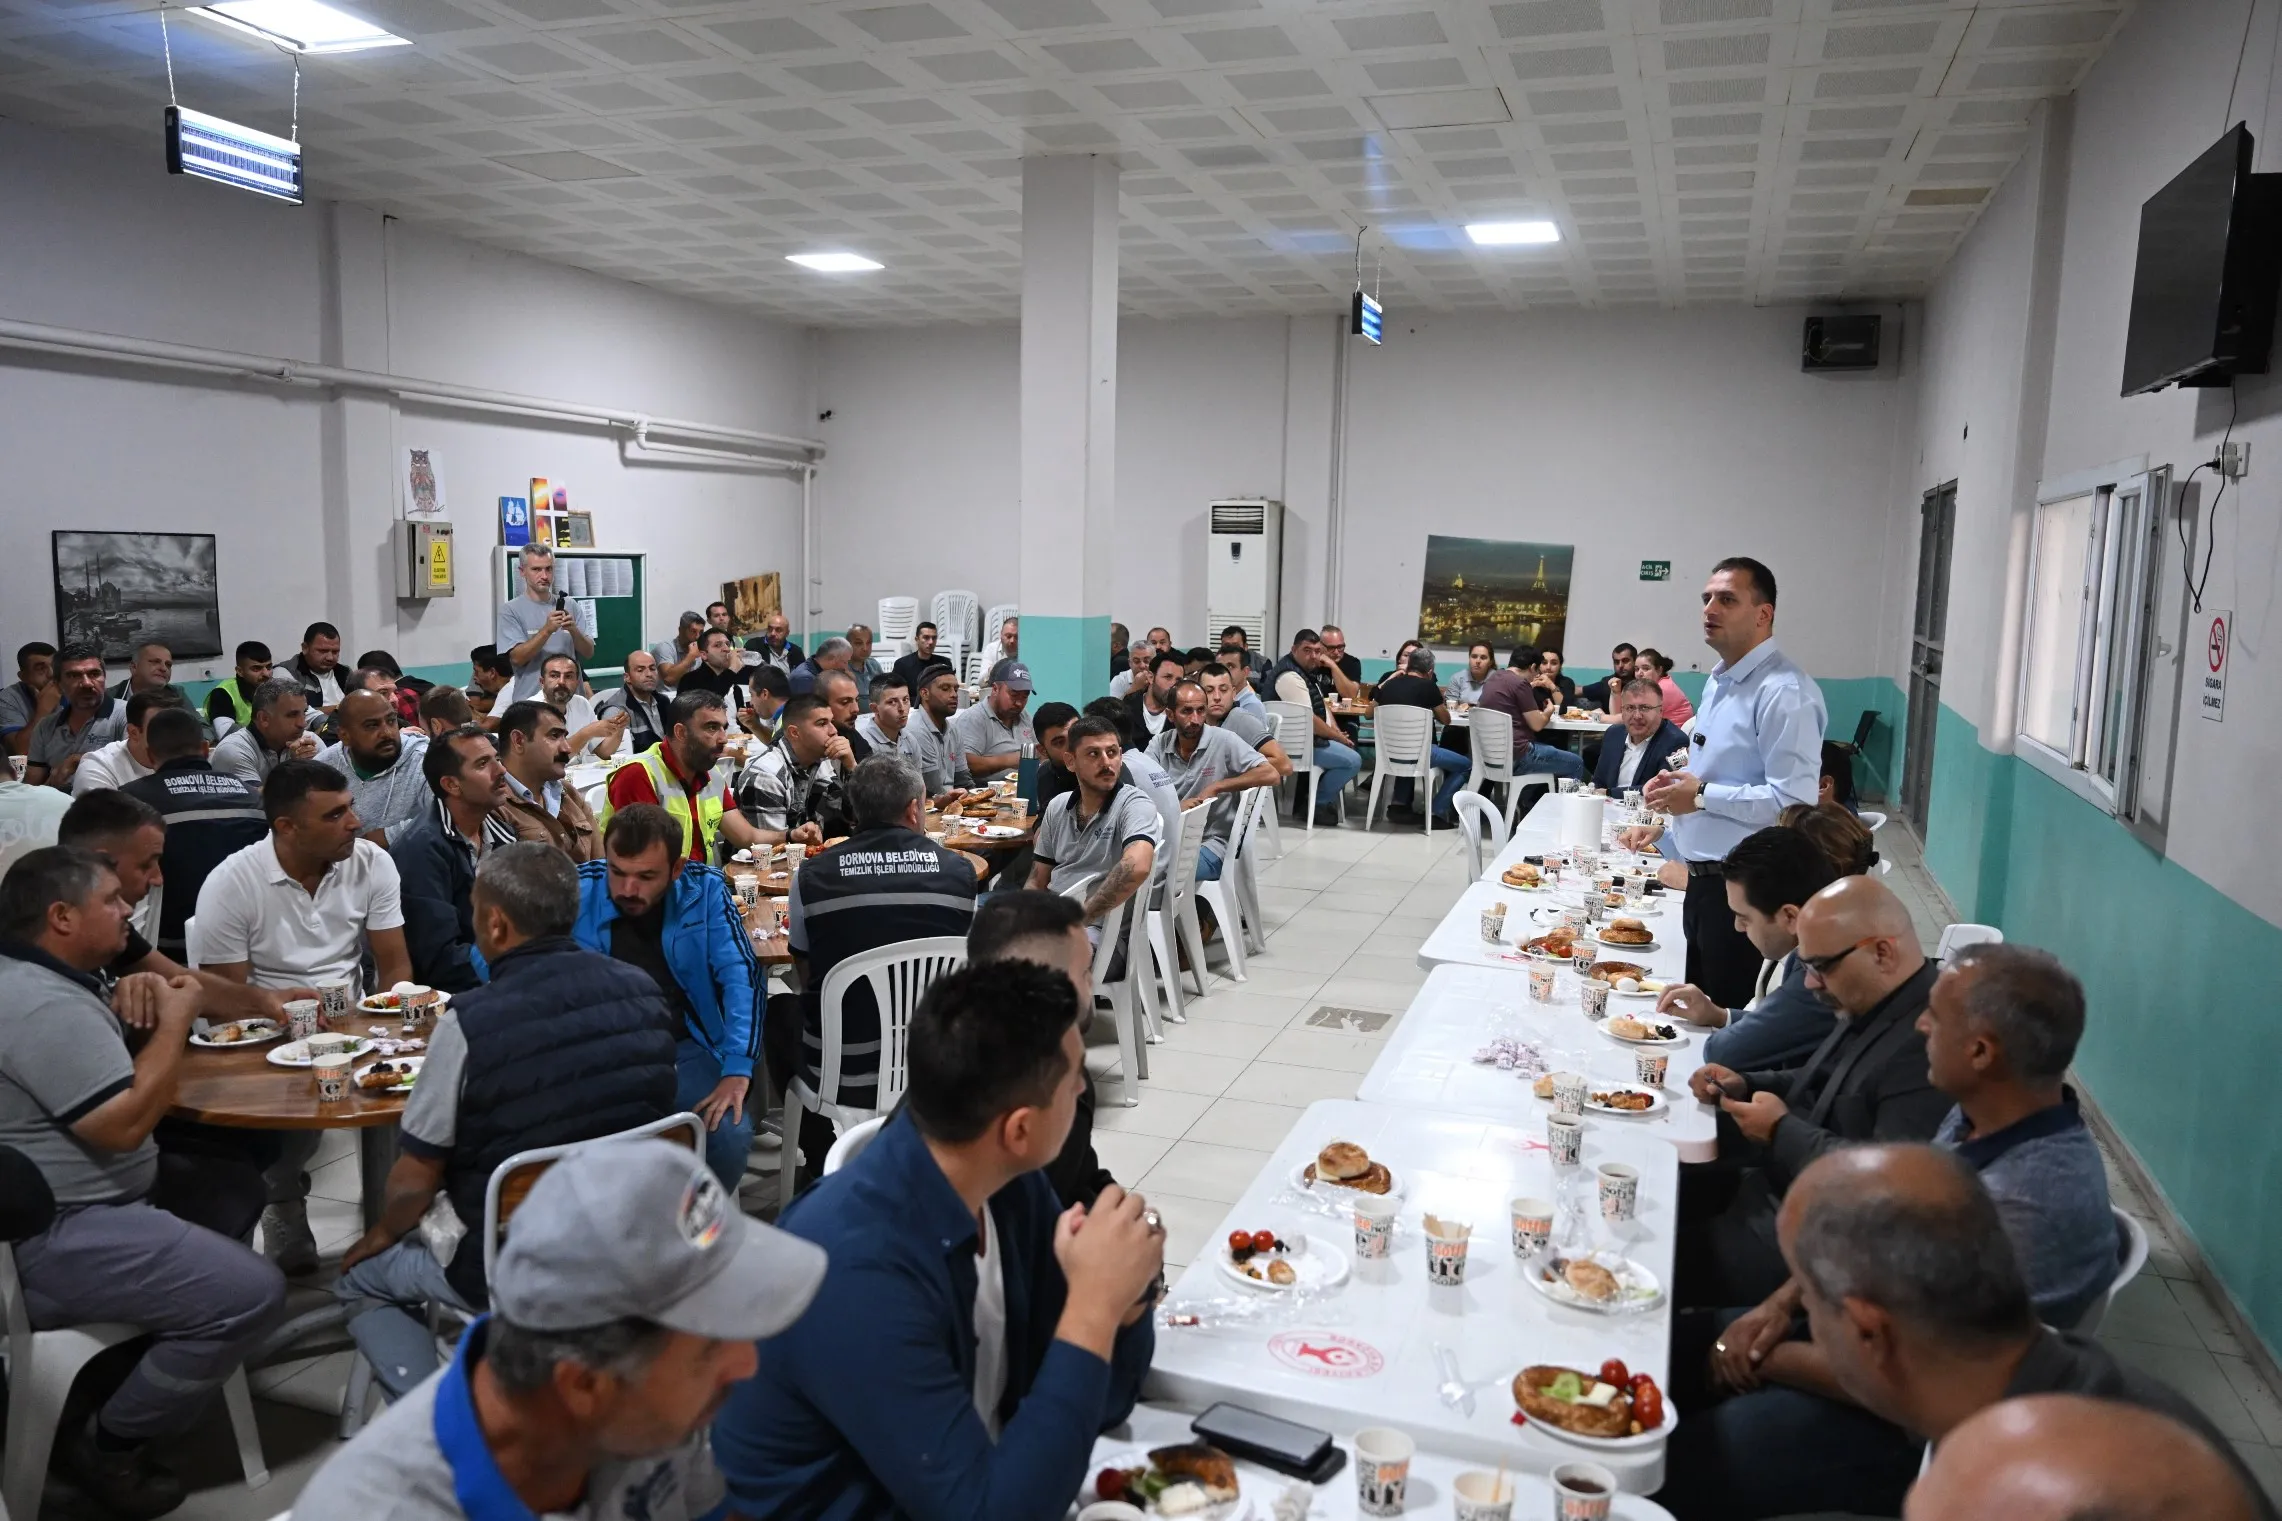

{"left": 69, "top": 800, "right": 2282, "bottom": 1517}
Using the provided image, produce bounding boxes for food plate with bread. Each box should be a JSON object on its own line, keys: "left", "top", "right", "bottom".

{"left": 1217, "top": 1230, "right": 1349, "bottom": 1294}
{"left": 266, "top": 1037, "right": 377, "bottom": 1068}
{"left": 1600, "top": 1017, "right": 1689, "bottom": 1048}
{"left": 1586, "top": 1084, "right": 1668, "bottom": 1117}
{"left": 1524, "top": 1252, "right": 1665, "bottom": 1315}
{"left": 1511, "top": 1361, "right": 1675, "bottom": 1451}
{"left": 1498, "top": 863, "right": 1551, "bottom": 891}
{"left": 1291, "top": 1141, "right": 1403, "bottom": 1198}
{"left": 1593, "top": 919, "right": 1659, "bottom": 951}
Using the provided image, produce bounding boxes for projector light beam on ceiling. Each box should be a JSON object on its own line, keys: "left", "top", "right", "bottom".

{"left": 787, "top": 253, "right": 884, "bottom": 273}
{"left": 1465, "top": 221, "right": 1561, "bottom": 247}
{"left": 188, "top": 0, "right": 409, "bottom": 54}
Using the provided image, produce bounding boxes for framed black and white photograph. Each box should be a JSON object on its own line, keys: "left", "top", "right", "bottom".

{"left": 51, "top": 531, "right": 223, "bottom": 661}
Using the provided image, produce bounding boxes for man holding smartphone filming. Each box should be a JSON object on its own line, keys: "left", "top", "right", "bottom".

{"left": 497, "top": 545, "right": 595, "bottom": 703}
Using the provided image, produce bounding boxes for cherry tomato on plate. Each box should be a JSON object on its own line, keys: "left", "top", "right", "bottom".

{"left": 1096, "top": 1468, "right": 1128, "bottom": 1503}
{"left": 1227, "top": 1230, "right": 1252, "bottom": 1254}
{"left": 1632, "top": 1380, "right": 1665, "bottom": 1430}
{"left": 1251, "top": 1229, "right": 1278, "bottom": 1253}
{"left": 1598, "top": 1359, "right": 1630, "bottom": 1388}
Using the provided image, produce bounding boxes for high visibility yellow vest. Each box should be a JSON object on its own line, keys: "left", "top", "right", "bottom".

{"left": 601, "top": 743, "right": 728, "bottom": 862}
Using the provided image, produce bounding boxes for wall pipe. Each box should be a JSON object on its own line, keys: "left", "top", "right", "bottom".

{"left": 0, "top": 317, "right": 827, "bottom": 469}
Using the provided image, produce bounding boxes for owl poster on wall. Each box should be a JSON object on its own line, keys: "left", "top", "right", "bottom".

{"left": 403, "top": 447, "right": 444, "bottom": 517}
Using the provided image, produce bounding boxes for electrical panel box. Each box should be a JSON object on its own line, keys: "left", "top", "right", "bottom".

{"left": 393, "top": 519, "right": 455, "bottom": 600}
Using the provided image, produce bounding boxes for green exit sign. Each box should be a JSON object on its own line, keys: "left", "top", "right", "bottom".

{"left": 1639, "top": 560, "right": 1671, "bottom": 582}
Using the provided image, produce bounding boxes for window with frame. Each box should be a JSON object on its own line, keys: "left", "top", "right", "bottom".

{"left": 2017, "top": 463, "right": 2171, "bottom": 816}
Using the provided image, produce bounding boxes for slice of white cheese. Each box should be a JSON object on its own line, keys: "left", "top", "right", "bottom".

{"left": 1576, "top": 1381, "right": 1621, "bottom": 1408}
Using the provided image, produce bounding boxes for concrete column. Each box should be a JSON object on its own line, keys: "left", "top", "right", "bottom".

{"left": 1017, "top": 154, "right": 1119, "bottom": 709}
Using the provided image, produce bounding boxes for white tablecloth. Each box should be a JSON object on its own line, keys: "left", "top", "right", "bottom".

{"left": 1357, "top": 965, "right": 1720, "bottom": 1163}
{"left": 1414, "top": 876, "right": 1681, "bottom": 979}
{"left": 1146, "top": 1100, "right": 1681, "bottom": 1491}
{"left": 1086, "top": 1402, "right": 1676, "bottom": 1519}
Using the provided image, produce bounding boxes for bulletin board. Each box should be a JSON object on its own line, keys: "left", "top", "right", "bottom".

{"left": 495, "top": 548, "right": 650, "bottom": 676}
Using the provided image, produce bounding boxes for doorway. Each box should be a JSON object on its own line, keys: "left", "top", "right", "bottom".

{"left": 1902, "top": 481, "right": 1957, "bottom": 835}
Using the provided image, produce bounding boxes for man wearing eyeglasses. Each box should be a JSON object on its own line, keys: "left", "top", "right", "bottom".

{"left": 1676, "top": 875, "right": 1944, "bottom": 1310}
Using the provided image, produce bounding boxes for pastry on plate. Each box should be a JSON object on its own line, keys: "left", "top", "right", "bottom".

{"left": 1600, "top": 917, "right": 1654, "bottom": 945}
{"left": 1512, "top": 1365, "right": 1634, "bottom": 1437}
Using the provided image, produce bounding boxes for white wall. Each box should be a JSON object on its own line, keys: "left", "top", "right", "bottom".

{"left": 817, "top": 303, "right": 1910, "bottom": 676}
{"left": 0, "top": 118, "right": 811, "bottom": 683}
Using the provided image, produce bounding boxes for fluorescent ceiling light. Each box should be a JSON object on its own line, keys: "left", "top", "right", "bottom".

{"left": 190, "top": 0, "right": 409, "bottom": 53}
{"left": 786, "top": 252, "right": 883, "bottom": 273}
{"left": 1465, "top": 220, "right": 1561, "bottom": 246}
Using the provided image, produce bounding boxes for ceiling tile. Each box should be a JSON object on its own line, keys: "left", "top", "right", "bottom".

{"left": 845, "top": 5, "right": 971, "bottom": 43}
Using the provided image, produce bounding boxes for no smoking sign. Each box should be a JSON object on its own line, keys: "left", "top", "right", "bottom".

{"left": 2202, "top": 610, "right": 2231, "bottom": 723}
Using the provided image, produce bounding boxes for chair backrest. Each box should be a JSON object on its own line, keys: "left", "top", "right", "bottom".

{"left": 930, "top": 590, "right": 981, "bottom": 653}
{"left": 1224, "top": 784, "right": 1269, "bottom": 862}
{"left": 2074, "top": 1208, "right": 2150, "bottom": 1335}
{"left": 877, "top": 597, "right": 920, "bottom": 642}
{"left": 963, "top": 651, "right": 987, "bottom": 689}
{"left": 1858, "top": 809, "right": 1890, "bottom": 833}
{"left": 982, "top": 602, "right": 1018, "bottom": 654}
{"left": 1264, "top": 702, "right": 1314, "bottom": 770}
{"left": 483, "top": 1110, "right": 705, "bottom": 1281}
{"left": 184, "top": 914, "right": 203, "bottom": 971}
{"left": 823, "top": 1115, "right": 888, "bottom": 1175}
{"left": 1469, "top": 707, "right": 1515, "bottom": 776}
{"left": 1935, "top": 922, "right": 2003, "bottom": 958}
{"left": 1452, "top": 792, "right": 1507, "bottom": 878}
{"left": 1166, "top": 798, "right": 1211, "bottom": 904}
{"left": 1371, "top": 704, "right": 1434, "bottom": 768}
{"left": 1872, "top": 856, "right": 1892, "bottom": 877}
{"left": 1091, "top": 891, "right": 1138, "bottom": 988}
{"left": 815, "top": 937, "right": 969, "bottom": 1108}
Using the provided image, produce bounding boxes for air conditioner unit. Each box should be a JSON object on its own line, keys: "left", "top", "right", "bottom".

{"left": 1206, "top": 499, "right": 1284, "bottom": 654}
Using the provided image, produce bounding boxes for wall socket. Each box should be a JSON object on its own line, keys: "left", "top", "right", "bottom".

{"left": 2219, "top": 440, "right": 2251, "bottom": 480}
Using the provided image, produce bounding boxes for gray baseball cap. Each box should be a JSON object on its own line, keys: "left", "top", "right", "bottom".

{"left": 491, "top": 1138, "right": 827, "bottom": 1341}
{"left": 989, "top": 658, "right": 1033, "bottom": 692}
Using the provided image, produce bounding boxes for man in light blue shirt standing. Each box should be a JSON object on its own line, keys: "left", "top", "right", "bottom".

{"left": 1625, "top": 557, "right": 1825, "bottom": 1009}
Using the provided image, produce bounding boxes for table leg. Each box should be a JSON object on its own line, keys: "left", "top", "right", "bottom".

{"left": 358, "top": 1123, "right": 399, "bottom": 1229}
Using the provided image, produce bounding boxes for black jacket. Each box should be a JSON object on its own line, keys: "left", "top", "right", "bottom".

{"left": 405, "top": 936, "right": 677, "bottom": 1306}
{"left": 387, "top": 804, "right": 515, "bottom": 994}
{"left": 1591, "top": 719, "right": 1690, "bottom": 793}
{"left": 1745, "top": 960, "right": 1946, "bottom": 1187}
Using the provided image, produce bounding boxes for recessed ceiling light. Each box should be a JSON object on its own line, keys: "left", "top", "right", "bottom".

{"left": 189, "top": 0, "right": 409, "bottom": 53}
{"left": 786, "top": 252, "right": 884, "bottom": 272}
{"left": 1465, "top": 220, "right": 1561, "bottom": 246}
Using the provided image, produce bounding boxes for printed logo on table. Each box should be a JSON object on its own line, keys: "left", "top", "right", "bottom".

{"left": 1267, "top": 1331, "right": 1385, "bottom": 1379}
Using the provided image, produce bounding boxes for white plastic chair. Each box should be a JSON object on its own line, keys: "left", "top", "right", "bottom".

{"left": 3, "top": 1244, "right": 270, "bottom": 1521}
{"left": 1452, "top": 791, "right": 1509, "bottom": 880}
{"left": 340, "top": 1110, "right": 706, "bottom": 1438}
{"left": 982, "top": 602, "right": 1018, "bottom": 659}
{"left": 1264, "top": 702, "right": 1321, "bottom": 830}
{"left": 778, "top": 938, "right": 968, "bottom": 1212}
{"left": 1149, "top": 802, "right": 1215, "bottom": 997}
{"left": 1219, "top": 786, "right": 1273, "bottom": 957}
{"left": 1195, "top": 789, "right": 1270, "bottom": 979}
{"left": 1093, "top": 892, "right": 1154, "bottom": 1107}
{"left": 1859, "top": 810, "right": 1889, "bottom": 832}
{"left": 877, "top": 597, "right": 920, "bottom": 654}
{"left": 823, "top": 1115, "right": 887, "bottom": 1176}
{"left": 2072, "top": 1209, "right": 2150, "bottom": 1335}
{"left": 1873, "top": 857, "right": 1893, "bottom": 877}
{"left": 1361, "top": 705, "right": 1437, "bottom": 835}
{"left": 1465, "top": 706, "right": 1519, "bottom": 820}
{"left": 929, "top": 590, "right": 981, "bottom": 658}
{"left": 962, "top": 651, "right": 988, "bottom": 690}
{"left": 1934, "top": 922, "right": 2002, "bottom": 958}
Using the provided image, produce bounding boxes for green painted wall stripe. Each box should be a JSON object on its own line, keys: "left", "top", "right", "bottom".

{"left": 1021, "top": 614, "right": 1110, "bottom": 711}
{"left": 1920, "top": 699, "right": 2282, "bottom": 1357}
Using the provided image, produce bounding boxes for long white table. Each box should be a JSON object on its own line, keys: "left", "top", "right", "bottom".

{"left": 1358, "top": 965, "right": 1720, "bottom": 1163}
{"left": 1414, "top": 873, "right": 1682, "bottom": 978}
{"left": 1089, "top": 1403, "right": 1676, "bottom": 1519}
{"left": 1146, "top": 1100, "right": 1681, "bottom": 1492}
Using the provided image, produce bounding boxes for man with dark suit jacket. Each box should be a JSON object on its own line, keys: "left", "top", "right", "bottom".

{"left": 1678, "top": 875, "right": 1945, "bottom": 1309}
{"left": 1592, "top": 677, "right": 1690, "bottom": 794}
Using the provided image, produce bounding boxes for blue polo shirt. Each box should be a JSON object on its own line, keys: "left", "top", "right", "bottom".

{"left": 292, "top": 1318, "right": 728, "bottom": 1521}
{"left": 1937, "top": 1089, "right": 2119, "bottom": 1328}
{"left": 711, "top": 1111, "right": 1153, "bottom": 1520}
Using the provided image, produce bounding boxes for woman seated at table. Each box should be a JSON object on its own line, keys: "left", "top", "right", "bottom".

{"left": 1635, "top": 648, "right": 1695, "bottom": 726}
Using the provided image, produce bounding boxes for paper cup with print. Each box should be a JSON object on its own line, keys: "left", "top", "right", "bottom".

{"left": 1547, "top": 1113, "right": 1584, "bottom": 1169}
{"left": 1634, "top": 1049, "right": 1670, "bottom": 1087}
{"left": 1354, "top": 1194, "right": 1399, "bottom": 1260}
{"left": 1527, "top": 964, "right": 1557, "bottom": 1003}
{"left": 1480, "top": 905, "right": 1508, "bottom": 944}
{"left": 1597, "top": 1162, "right": 1640, "bottom": 1223}
{"left": 1551, "top": 1463, "right": 1616, "bottom": 1521}
{"left": 282, "top": 998, "right": 322, "bottom": 1042}
{"left": 1510, "top": 1195, "right": 1555, "bottom": 1258}
{"left": 316, "top": 981, "right": 355, "bottom": 1027}
{"left": 1353, "top": 1427, "right": 1415, "bottom": 1517}
{"left": 1551, "top": 1071, "right": 1588, "bottom": 1116}
{"left": 312, "top": 1053, "right": 353, "bottom": 1104}
{"left": 1579, "top": 979, "right": 1612, "bottom": 1022}
{"left": 1423, "top": 1214, "right": 1473, "bottom": 1285}
{"left": 1452, "top": 1471, "right": 1515, "bottom": 1521}
{"left": 401, "top": 987, "right": 441, "bottom": 1031}
{"left": 784, "top": 843, "right": 807, "bottom": 866}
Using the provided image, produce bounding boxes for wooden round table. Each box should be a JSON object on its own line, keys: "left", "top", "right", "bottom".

{"left": 171, "top": 1015, "right": 425, "bottom": 1228}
